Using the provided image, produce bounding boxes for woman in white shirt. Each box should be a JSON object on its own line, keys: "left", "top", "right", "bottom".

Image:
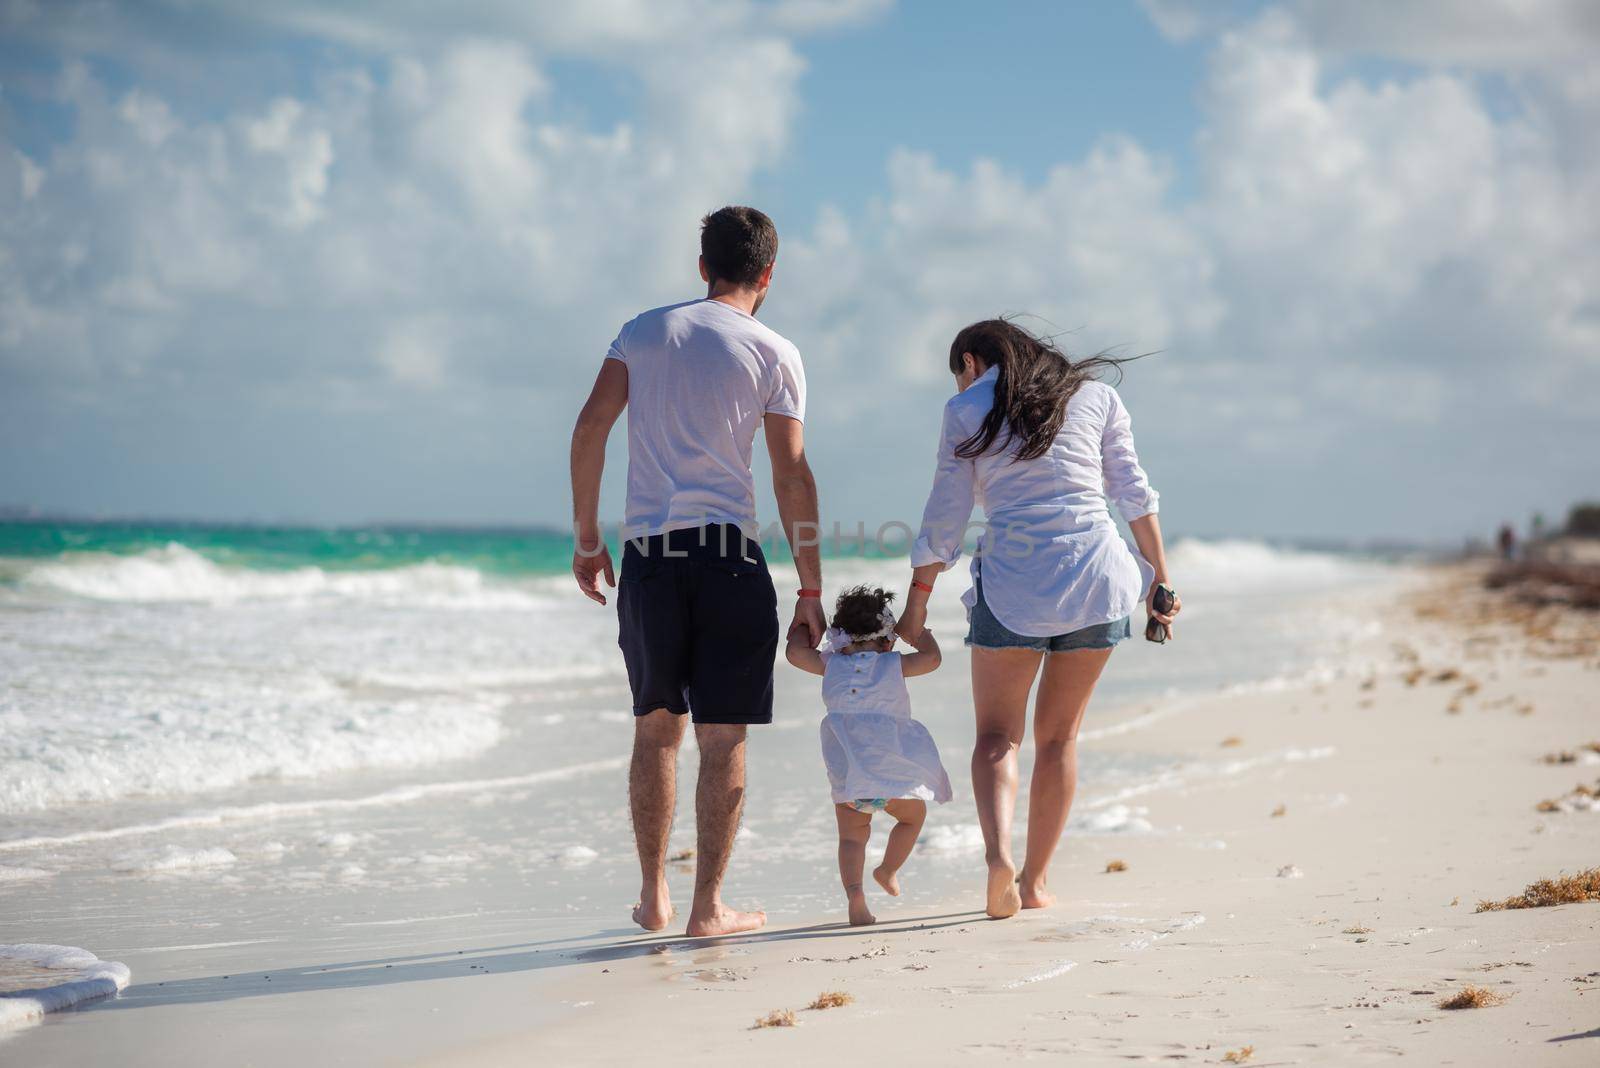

{"left": 895, "top": 318, "right": 1181, "bottom": 919}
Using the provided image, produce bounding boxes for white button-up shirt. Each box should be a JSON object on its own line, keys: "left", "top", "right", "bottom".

{"left": 910, "top": 366, "right": 1159, "bottom": 637}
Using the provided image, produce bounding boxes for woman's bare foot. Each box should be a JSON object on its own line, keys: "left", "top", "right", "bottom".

{"left": 632, "top": 884, "right": 674, "bottom": 931}
{"left": 1019, "top": 872, "right": 1056, "bottom": 910}
{"left": 685, "top": 903, "right": 766, "bottom": 938}
{"left": 986, "top": 861, "right": 1021, "bottom": 918}
{"left": 847, "top": 890, "right": 877, "bottom": 927}
{"left": 872, "top": 864, "right": 901, "bottom": 897}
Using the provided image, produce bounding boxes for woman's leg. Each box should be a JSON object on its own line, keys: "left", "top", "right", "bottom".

{"left": 834, "top": 803, "right": 876, "bottom": 926}
{"left": 1018, "top": 647, "right": 1114, "bottom": 909}
{"left": 971, "top": 646, "right": 1044, "bottom": 918}
{"left": 873, "top": 799, "right": 927, "bottom": 896}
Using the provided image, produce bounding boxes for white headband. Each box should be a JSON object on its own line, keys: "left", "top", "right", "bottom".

{"left": 822, "top": 605, "right": 897, "bottom": 653}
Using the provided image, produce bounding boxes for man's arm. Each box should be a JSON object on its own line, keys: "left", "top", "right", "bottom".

{"left": 763, "top": 413, "right": 825, "bottom": 647}
{"left": 569, "top": 359, "right": 628, "bottom": 605}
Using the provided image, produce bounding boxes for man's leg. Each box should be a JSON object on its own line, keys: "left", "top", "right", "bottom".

{"left": 630, "top": 708, "right": 687, "bottom": 931}
{"left": 685, "top": 722, "right": 766, "bottom": 937}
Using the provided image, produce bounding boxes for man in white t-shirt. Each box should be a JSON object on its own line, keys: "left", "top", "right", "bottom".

{"left": 569, "top": 206, "right": 825, "bottom": 937}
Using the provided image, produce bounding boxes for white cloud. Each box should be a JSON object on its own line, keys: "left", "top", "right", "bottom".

{"left": 1142, "top": 0, "right": 1600, "bottom": 67}
{"left": 777, "top": 6, "right": 1599, "bottom": 534}
{"left": 0, "top": 1, "right": 1595, "bottom": 537}
{"left": 782, "top": 136, "right": 1223, "bottom": 398}
{"left": 1291, "top": 0, "right": 1600, "bottom": 68}
{"left": 0, "top": 5, "right": 827, "bottom": 396}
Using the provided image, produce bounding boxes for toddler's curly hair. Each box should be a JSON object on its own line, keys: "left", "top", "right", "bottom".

{"left": 831, "top": 585, "right": 895, "bottom": 638}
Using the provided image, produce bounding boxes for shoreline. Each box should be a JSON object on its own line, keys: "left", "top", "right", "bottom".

{"left": 426, "top": 562, "right": 1600, "bottom": 1065}
{"left": 5, "top": 561, "right": 1596, "bottom": 1064}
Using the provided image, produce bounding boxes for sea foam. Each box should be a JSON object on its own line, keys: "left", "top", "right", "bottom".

{"left": 0, "top": 944, "right": 131, "bottom": 1032}
{"left": 17, "top": 543, "right": 551, "bottom": 608}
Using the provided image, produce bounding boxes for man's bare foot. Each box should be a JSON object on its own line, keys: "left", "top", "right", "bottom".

{"left": 1019, "top": 873, "right": 1056, "bottom": 910}
{"left": 872, "top": 864, "right": 901, "bottom": 897}
{"left": 632, "top": 886, "right": 673, "bottom": 932}
{"left": 685, "top": 903, "right": 766, "bottom": 938}
{"left": 986, "top": 861, "right": 1021, "bottom": 918}
{"left": 847, "top": 892, "right": 877, "bottom": 927}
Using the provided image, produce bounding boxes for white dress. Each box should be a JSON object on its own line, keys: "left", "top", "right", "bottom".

{"left": 818, "top": 650, "right": 952, "bottom": 806}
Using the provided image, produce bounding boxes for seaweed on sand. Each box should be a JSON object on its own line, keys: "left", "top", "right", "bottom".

{"left": 807, "top": 991, "right": 852, "bottom": 1010}
{"left": 1438, "top": 986, "right": 1506, "bottom": 1009}
{"left": 1475, "top": 867, "right": 1600, "bottom": 912}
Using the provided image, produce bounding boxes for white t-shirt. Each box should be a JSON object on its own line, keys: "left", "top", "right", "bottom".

{"left": 606, "top": 298, "right": 806, "bottom": 538}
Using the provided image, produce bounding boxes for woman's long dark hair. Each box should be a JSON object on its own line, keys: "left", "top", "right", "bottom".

{"left": 950, "top": 318, "right": 1137, "bottom": 462}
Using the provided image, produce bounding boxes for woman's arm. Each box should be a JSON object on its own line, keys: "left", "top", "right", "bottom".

{"left": 1130, "top": 513, "right": 1181, "bottom": 638}
{"left": 1100, "top": 386, "right": 1181, "bottom": 634}
{"left": 1101, "top": 386, "right": 1160, "bottom": 524}
{"left": 900, "top": 405, "right": 976, "bottom": 642}
{"left": 1129, "top": 513, "right": 1168, "bottom": 590}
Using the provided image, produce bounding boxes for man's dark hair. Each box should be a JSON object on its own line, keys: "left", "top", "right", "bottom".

{"left": 831, "top": 585, "right": 895, "bottom": 638}
{"left": 700, "top": 206, "right": 778, "bottom": 287}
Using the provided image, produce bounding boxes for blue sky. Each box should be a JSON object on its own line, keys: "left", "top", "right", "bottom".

{"left": 2, "top": 1, "right": 1597, "bottom": 542}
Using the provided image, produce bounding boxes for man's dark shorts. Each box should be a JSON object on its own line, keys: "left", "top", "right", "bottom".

{"left": 616, "top": 523, "right": 778, "bottom": 725}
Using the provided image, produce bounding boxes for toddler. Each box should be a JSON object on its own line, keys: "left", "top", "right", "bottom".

{"left": 787, "top": 585, "right": 952, "bottom": 925}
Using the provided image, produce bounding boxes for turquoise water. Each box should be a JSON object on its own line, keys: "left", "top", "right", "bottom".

{"left": 0, "top": 519, "right": 1406, "bottom": 1013}
{"left": 0, "top": 520, "right": 579, "bottom": 575}
{"left": 0, "top": 519, "right": 948, "bottom": 582}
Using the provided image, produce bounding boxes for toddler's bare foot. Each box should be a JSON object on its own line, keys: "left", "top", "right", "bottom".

{"left": 1019, "top": 872, "right": 1055, "bottom": 910}
{"left": 986, "top": 861, "right": 1021, "bottom": 919}
{"left": 847, "top": 890, "right": 877, "bottom": 927}
{"left": 872, "top": 864, "right": 901, "bottom": 897}
{"left": 685, "top": 903, "right": 766, "bottom": 938}
{"left": 632, "top": 884, "right": 673, "bottom": 931}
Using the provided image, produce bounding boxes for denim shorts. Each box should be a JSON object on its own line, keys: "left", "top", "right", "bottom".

{"left": 966, "top": 573, "right": 1132, "bottom": 653}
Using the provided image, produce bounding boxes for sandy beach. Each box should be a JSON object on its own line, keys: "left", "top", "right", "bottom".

{"left": 6, "top": 1, "right": 1598, "bottom": 1062}
{"left": 5, "top": 557, "right": 1597, "bottom": 1065}
{"left": 435, "top": 563, "right": 1600, "bottom": 1066}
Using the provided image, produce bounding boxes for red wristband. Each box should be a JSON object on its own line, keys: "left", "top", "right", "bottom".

{"left": 797, "top": 588, "right": 823, "bottom": 599}
{"left": 910, "top": 579, "right": 934, "bottom": 594}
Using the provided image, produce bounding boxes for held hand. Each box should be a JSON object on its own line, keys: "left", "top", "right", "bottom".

{"left": 572, "top": 540, "right": 615, "bottom": 606}
{"left": 787, "top": 597, "right": 827, "bottom": 648}
{"left": 895, "top": 601, "right": 928, "bottom": 645}
{"left": 1146, "top": 583, "right": 1181, "bottom": 640}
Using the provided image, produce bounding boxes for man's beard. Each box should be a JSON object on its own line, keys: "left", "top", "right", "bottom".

{"left": 750, "top": 288, "right": 767, "bottom": 316}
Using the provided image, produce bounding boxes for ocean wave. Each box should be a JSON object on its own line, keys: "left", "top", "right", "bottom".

{"left": 0, "top": 685, "right": 506, "bottom": 815}
{"left": 0, "top": 944, "right": 131, "bottom": 1032}
{"left": 1163, "top": 538, "right": 1380, "bottom": 592}
{"left": 12, "top": 543, "right": 555, "bottom": 608}
{"left": 111, "top": 845, "right": 238, "bottom": 874}
{"left": 0, "top": 757, "right": 627, "bottom": 854}
{"left": 5, "top": 537, "right": 1381, "bottom": 607}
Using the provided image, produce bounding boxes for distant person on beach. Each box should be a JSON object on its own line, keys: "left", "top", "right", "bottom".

{"left": 786, "top": 585, "right": 952, "bottom": 926}
{"left": 897, "top": 319, "right": 1179, "bottom": 918}
{"left": 568, "top": 206, "right": 825, "bottom": 937}
{"left": 1498, "top": 523, "right": 1516, "bottom": 561}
